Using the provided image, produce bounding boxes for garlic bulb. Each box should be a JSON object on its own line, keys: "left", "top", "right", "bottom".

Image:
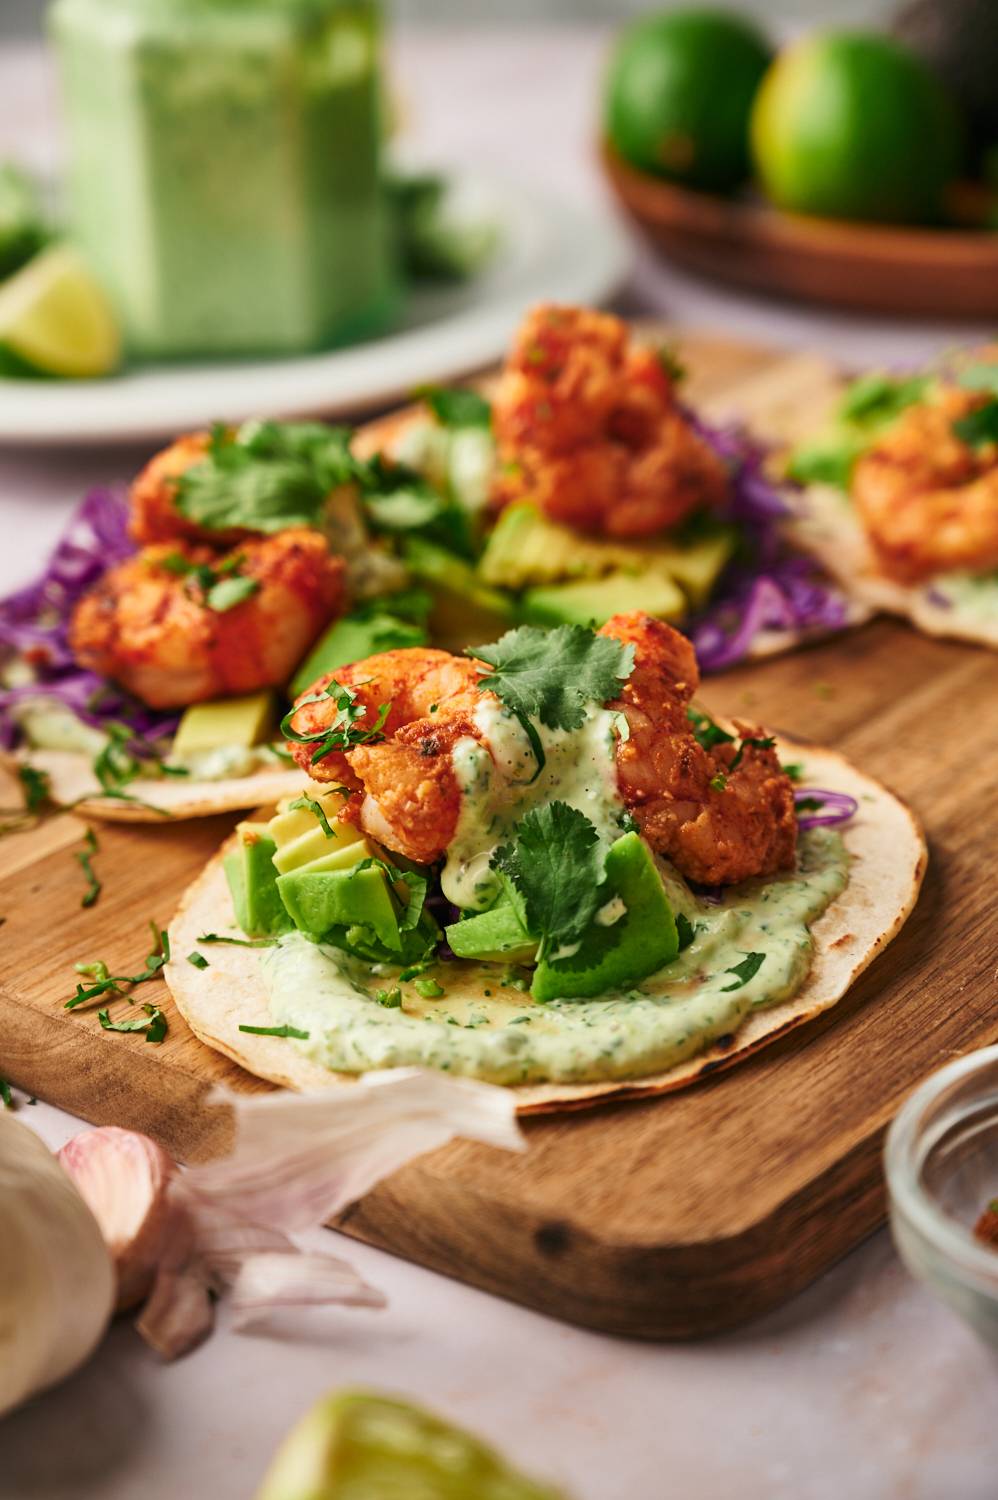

{"left": 0, "top": 1114, "right": 115, "bottom": 1418}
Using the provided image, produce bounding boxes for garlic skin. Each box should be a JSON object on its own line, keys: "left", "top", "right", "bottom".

{"left": 0, "top": 1114, "right": 115, "bottom": 1418}
{"left": 58, "top": 1127, "right": 175, "bottom": 1312}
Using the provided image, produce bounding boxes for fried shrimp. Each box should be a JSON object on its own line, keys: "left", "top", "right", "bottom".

{"left": 851, "top": 384, "right": 998, "bottom": 583}
{"left": 288, "top": 648, "right": 490, "bottom": 863}
{"left": 70, "top": 530, "right": 345, "bottom": 710}
{"left": 290, "top": 612, "right": 796, "bottom": 885}
{"left": 128, "top": 432, "right": 242, "bottom": 548}
{"left": 599, "top": 613, "right": 797, "bottom": 886}
{"left": 490, "top": 305, "right": 730, "bottom": 538}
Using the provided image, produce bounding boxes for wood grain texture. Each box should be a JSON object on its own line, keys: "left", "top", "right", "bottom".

{"left": 2, "top": 335, "right": 996, "bottom": 1338}
{"left": 603, "top": 144, "right": 998, "bottom": 320}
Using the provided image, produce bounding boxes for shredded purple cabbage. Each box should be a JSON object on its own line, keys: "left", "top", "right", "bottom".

{"left": 685, "top": 418, "right": 853, "bottom": 673}
{"left": 0, "top": 488, "right": 180, "bottom": 752}
{"left": 795, "top": 787, "right": 858, "bottom": 830}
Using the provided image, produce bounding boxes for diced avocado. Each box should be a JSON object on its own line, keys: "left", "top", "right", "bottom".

{"left": 446, "top": 901, "right": 538, "bottom": 964}
{"left": 479, "top": 502, "right": 735, "bottom": 607}
{"left": 531, "top": 833, "right": 678, "bottom": 1002}
{"left": 522, "top": 572, "right": 686, "bottom": 629}
{"left": 267, "top": 789, "right": 353, "bottom": 848}
{"left": 172, "top": 690, "right": 276, "bottom": 756}
{"left": 277, "top": 865, "right": 400, "bottom": 951}
{"left": 272, "top": 820, "right": 364, "bottom": 875}
{"left": 403, "top": 536, "right": 515, "bottom": 652}
{"left": 223, "top": 824, "right": 293, "bottom": 937}
{"left": 293, "top": 838, "right": 373, "bottom": 876}
{"left": 290, "top": 611, "right": 428, "bottom": 699}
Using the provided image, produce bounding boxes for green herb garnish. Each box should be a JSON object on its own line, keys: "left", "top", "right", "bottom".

{"left": 75, "top": 826, "right": 101, "bottom": 909}
{"left": 720, "top": 952, "right": 766, "bottom": 992}
{"left": 288, "top": 794, "right": 335, "bottom": 838}
{"left": 709, "top": 773, "right": 727, "bottom": 793}
{"left": 375, "top": 987, "right": 403, "bottom": 1008}
{"left": 492, "top": 801, "right": 606, "bottom": 964}
{"left": 676, "top": 913, "right": 698, "bottom": 952}
{"left": 281, "top": 680, "right": 391, "bottom": 766}
{"left": 415, "top": 385, "right": 492, "bottom": 429}
{"left": 954, "top": 401, "right": 998, "bottom": 448}
{"left": 782, "top": 762, "right": 805, "bottom": 782}
{"left": 187, "top": 951, "right": 209, "bottom": 970}
{"left": 686, "top": 707, "right": 735, "bottom": 752}
{"left": 0, "top": 1077, "right": 12, "bottom": 1109}
{"left": 414, "top": 976, "right": 445, "bottom": 999}
{"left": 238, "top": 1023, "right": 310, "bottom": 1039}
{"left": 471, "top": 624, "right": 634, "bottom": 781}
{"left": 67, "top": 926, "right": 169, "bottom": 1010}
{"left": 196, "top": 932, "right": 278, "bottom": 948}
{"left": 98, "top": 1003, "right": 167, "bottom": 1044}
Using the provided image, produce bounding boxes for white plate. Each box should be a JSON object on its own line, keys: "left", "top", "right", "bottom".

{"left": 0, "top": 172, "right": 629, "bottom": 447}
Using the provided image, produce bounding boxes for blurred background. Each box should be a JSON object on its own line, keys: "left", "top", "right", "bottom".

{"left": 2, "top": 1, "right": 897, "bottom": 32}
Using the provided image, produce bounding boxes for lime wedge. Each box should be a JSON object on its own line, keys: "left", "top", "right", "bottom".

{"left": 0, "top": 244, "right": 120, "bottom": 378}
{"left": 255, "top": 1389, "right": 566, "bottom": 1500}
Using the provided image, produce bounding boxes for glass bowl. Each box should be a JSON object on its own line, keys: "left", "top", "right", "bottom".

{"left": 886, "top": 1045, "right": 998, "bottom": 1345}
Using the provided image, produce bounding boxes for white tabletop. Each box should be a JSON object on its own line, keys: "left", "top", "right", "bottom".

{"left": 1, "top": 29, "right": 996, "bottom": 1500}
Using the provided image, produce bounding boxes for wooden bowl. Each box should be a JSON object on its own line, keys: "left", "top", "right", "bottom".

{"left": 602, "top": 143, "right": 998, "bottom": 320}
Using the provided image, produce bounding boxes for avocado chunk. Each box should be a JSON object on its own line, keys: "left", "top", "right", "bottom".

{"left": 267, "top": 789, "right": 354, "bottom": 850}
{"left": 531, "top": 833, "right": 678, "bottom": 1001}
{"left": 479, "top": 501, "right": 735, "bottom": 607}
{"left": 272, "top": 820, "right": 364, "bottom": 875}
{"left": 172, "top": 690, "right": 276, "bottom": 756}
{"left": 403, "top": 536, "right": 515, "bottom": 651}
{"left": 290, "top": 610, "right": 428, "bottom": 699}
{"left": 446, "top": 901, "right": 538, "bottom": 964}
{"left": 223, "top": 823, "right": 292, "bottom": 937}
{"left": 278, "top": 865, "right": 401, "bottom": 951}
{"left": 522, "top": 572, "right": 686, "bottom": 629}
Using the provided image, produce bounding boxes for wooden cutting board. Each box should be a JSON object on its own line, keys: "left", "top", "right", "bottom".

{"left": 2, "top": 336, "right": 996, "bottom": 1341}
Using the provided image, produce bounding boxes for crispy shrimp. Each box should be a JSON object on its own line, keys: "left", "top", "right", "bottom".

{"left": 289, "top": 612, "right": 796, "bottom": 885}
{"left": 852, "top": 383, "right": 998, "bottom": 583}
{"left": 128, "top": 432, "right": 242, "bottom": 548}
{"left": 70, "top": 530, "right": 345, "bottom": 710}
{"left": 490, "top": 305, "right": 730, "bottom": 538}
{"left": 600, "top": 613, "right": 797, "bottom": 886}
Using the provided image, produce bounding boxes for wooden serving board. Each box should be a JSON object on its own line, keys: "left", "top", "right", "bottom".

{"left": 3, "top": 336, "right": 997, "bottom": 1341}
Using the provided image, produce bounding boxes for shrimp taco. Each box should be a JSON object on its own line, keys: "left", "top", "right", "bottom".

{"left": 166, "top": 612, "right": 924, "bottom": 1109}
{"left": 783, "top": 350, "right": 998, "bottom": 648}
{"left": 0, "top": 422, "right": 426, "bottom": 822}
{"left": 355, "top": 305, "right": 862, "bottom": 669}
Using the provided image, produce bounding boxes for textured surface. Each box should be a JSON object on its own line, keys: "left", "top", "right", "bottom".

{"left": 2, "top": 333, "right": 994, "bottom": 1339}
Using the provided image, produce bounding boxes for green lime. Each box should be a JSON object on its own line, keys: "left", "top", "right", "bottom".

{"left": 750, "top": 31, "right": 963, "bottom": 224}
{"left": 255, "top": 1390, "right": 566, "bottom": 1500}
{"left": 604, "top": 9, "right": 771, "bottom": 193}
{"left": 0, "top": 243, "right": 120, "bottom": 378}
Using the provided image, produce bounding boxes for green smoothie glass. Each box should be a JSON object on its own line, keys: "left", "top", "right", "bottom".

{"left": 49, "top": 0, "right": 400, "bottom": 359}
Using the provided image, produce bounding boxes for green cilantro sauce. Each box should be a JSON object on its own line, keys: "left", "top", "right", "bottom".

{"left": 259, "top": 828, "right": 849, "bottom": 1086}
{"left": 443, "top": 699, "right": 624, "bottom": 910}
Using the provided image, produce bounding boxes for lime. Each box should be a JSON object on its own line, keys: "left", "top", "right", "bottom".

{"left": 750, "top": 31, "right": 963, "bottom": 224}
{"left": 255, "top": 1389, "right": 566, "bottom": 1500}
{"left": 0, "top": 244, "right": 120, "bottom": 378}
{"left": 604, "top": 9, "right": 771, "bottom": 193}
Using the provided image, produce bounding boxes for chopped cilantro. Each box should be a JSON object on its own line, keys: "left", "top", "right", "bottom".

{"left": 67, "top": 926, "right": 169, "bottom": 1010}
{"left": 288, "top": 794, "right": 335, "bottom": 839}
{"left": 375, "top": 987, "right": 403, "bottom": 1008}
{"left": 415, "top": 384, "right": 492, "bottom": 429}
{"left": 782, "top": 761, "right": 805, "bottom": 782}
{"left": 839, "top": 372, "right": 930, "bottom": 426}
{"left": 729, "top": 735, "right": 775, "bottom": 771}
{"left": 186, "top": 951, "right": 209, "bottom": 969}
{"left": 675, "top": 913, "right": 698, "bottom": 952}
{"left": 954, "top": 400, "right": 998, "bottom": 448}
{"left": 720, "top": 952, "right": 766, "bottom": 992}
{"left": 174, "top": 420, "right": 354, "bottom": 534}
{"left": 281, "top": 680, "right": 390, "bottom": 766}
{"left": 795, "top": 796, "right": 824, "bottom": 813}
{"left": 492, "top": 801, "right": 606, "bottom": 963}
{"left": 686, "top": 707, "right": 734, "bottom": 752}
{"left": 471, "top": 624, "right": 634, "bottom": 779}
{"left": 204, "top": 573, "right": 260, "bottom": 612}
{"left": 238, "top": 1023, "right": 310, "bottom": 1039}
{"left": 75, "top": 826, "right": 101, "bottom": 909}
{"left": 19, "top": 764, "right": 52, "bottom": 814}
{"left": 709, "top": 772, "right": 727, "bottom": 793}
{"left": 0, "top": 1077, "right": 12, "bottom": 1109}
{"left": 657, "top": 344, "right": 686, "bottom": 383}
{"left": 98, "top": 1003, "right": 167, "bottom": 1044}
{"left": 196, "top": 932, "right": 277, "bottom": 948}
{"left": 785, "top": 441, "right": 861, "bottom": 491}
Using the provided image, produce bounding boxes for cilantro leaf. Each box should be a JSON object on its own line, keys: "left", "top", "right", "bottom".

{"left": 67, "top": 926, "right": 169, "bottom": 1010}
{"left": 492, "top": 801, "right": 607, "bottom": 963}
{"left": 0, "top": 1077, "right": 12, "bottom": 1109}
{"left": 196, "top": 932, "right": 278, "bottom": 948}
{"left": 187, "top": 951, "right": 209, "bottom": 969}
{"left": 686, "top": 707, "right": 734, "bottom": 751}
{"left": 954, "top": 400, "right": 998, "bottom": 448}
{"left": 415, "top": 385, "right": 492, "bottom": 429}
{"left": 174, "top": 421, "right": 355, "bottom": 534}
{"left": 838, "top": 372, "right": 930, "bottom": 427}
{"left": 75, "top": 826, "right": 101, "bottom": 909}
{"left": 204, "top": 574, "right": 260, "bottom": 612}
{"left": 785, "top": 440, "right": 862, "bottom": 491}
{"left": 675, "top": 913, "right": 698, "bottom": 952}
{"left": 19, "top": 764, "right": 52, "bottom": 814}
{"left": 238, "top": 1023, "right": 310, "bottom": 1039}
{"left": 471, "top": 625, "right": 634, "bottom": 779}
{"left": 98, "top": 1003, "right": 168, "bottom": 1044}
{"left": 720, "top": 952, "right": 766, "bottom": 992}
{"left": 288, "top": 794, "right": 335, "bottom": 839}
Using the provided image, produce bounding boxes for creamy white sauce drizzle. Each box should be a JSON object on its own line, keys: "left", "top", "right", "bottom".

{"left": 441, "top": 698, "right": 625, "bottom": 910}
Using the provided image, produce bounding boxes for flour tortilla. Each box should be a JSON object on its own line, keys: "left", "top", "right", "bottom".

{"left": 2, "top": 747, "right": 310, "bottom": 823}
{"left": 165, "top": 737, "right": 925, "bottom": 1114}
{"left": 719, "top": 353, "right": 998, "bottom": 650}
